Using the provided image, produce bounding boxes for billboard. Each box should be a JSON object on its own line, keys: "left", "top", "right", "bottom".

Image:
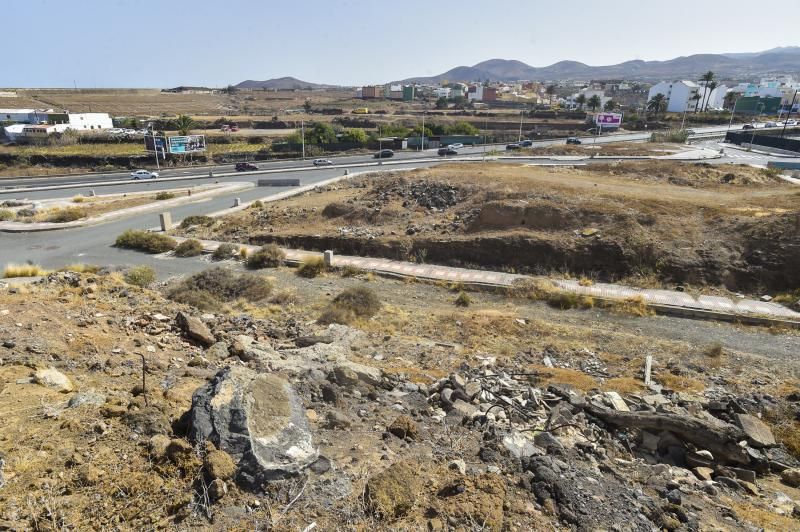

{"left": 168, "top": 135, "right": 206, "bottom": 154}
{"left": 595, "top": 112, "right": 622, "bottom": 127}
{"left": 144, "top": 135, "right": 167, "bottom": 152}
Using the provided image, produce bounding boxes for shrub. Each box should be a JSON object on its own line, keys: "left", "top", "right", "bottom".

{"left": 155, "top": 191, "right": 175, "bottom": 200}
{"left": 269, "top": 288, "right": 298, "bottom": 305}
{"left": 338, "top": 265, "right": 365, "bottom": 277}
{"left": 0, "top": 209, "right": 13, "bottom": 221}
{"left": 58, "top": 263, "right": 100, "bottom": 274}
{"left": 72, "top": 195, "right": 86, "bottom": 203}
{"left": 319, "top": 286, "right": 380, "bottom": 324}
{"left": 115, "top": 230, "right": 177, "bottom": 254}
{"left": 211, "top": 242, "right": 238, "bottom": 261}
{"left": 3, "top": 263, "right": 47, "bottom": 278}
{"left": 46, "top": 206, "right": 87, "bottom": 223}
{"left": 179, "top": 215, "right": 214, "bottom": 228}
{"left": 246, "top": 244, "right": 285, "bottom": 269}
{"left": 454, "top": 291, "right": 471, "bottom": 307}
{"left": 165, "top": 267, "right": 272, "bottom": 310}
{"left": 174, "top": 239, "right": 204, "bottom": 257}
{"left": 16, "top": 208, "right": 35, "bottom": 218}
{"left": 124, "top": 265, "right": 156, "bottom": 287}
{"left": 704, "top": 342, "right": 723, "bottom": 358}
{"left": 250, "top": 200, "right": 264, "bottom": 209}
{"left": 297, "top": 257, "right": 326, "bottom": 278}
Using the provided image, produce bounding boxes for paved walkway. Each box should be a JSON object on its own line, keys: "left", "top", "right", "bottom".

{"left": 184, "top": 237, "right": 800, "bottom": 325}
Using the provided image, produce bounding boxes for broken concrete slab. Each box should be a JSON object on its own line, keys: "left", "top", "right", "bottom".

{"left": 735, "top": 413, "right": 776, "bottom": 448}
{"left": 189, "top": 366, "right": 318, "bottom": 484}
{"left": 605, "top": 391, "right": 630, "bottom": 412}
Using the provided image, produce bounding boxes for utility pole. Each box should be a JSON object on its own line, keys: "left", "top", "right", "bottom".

{"left": 420, "top": 109, "right": 425, "bottom": 151}
{"left": 781, "top": 89, "right": 798, "bottom": 138}
{"left": 301, "top": 120, "right": 305, "bottom": 160}
{"left": 727, "top": 96, "right": 740, "bottom": 133}
{"left": 483, "top": 116, "right": 487, "bottom": 161}
{"left": 518, "top": 109, "right": 524, "bottom": 142}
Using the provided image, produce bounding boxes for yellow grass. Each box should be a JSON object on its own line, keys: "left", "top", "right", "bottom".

{"left": 58, "top": 264, "right": 100, "bottom": 274}
{"left": 3, "top": 264, "right": 48, "bottom": 278}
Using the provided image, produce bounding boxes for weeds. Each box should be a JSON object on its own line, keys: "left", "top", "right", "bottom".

{"left": 297, "top": 257, "right": 326, "bottom": 278}
{"left": 454, "top": 291, "right": 471, "bottom": 307}
{"left": 72, "top": 195, "right": 86, "bottom": 203}
{"left": 174, "top": 239, "right": 204, "bottom": 257}
{"left": 319, "top": 286, "right": 380, "bottom": 324}
{"left": 338, "top": 265, "right": 365, "bottom": 277}
{"left": 124, "top": 265, "right": 156, "bottom": 288}
{"left": 3, "top": 263, "right": 47, "bottom": 278}
{"left": 58, "top": 264, "right": 100, "bottom": 274}
{"left": 155, "top": 191, "right": 175, "bottom": 200}
{"left": 46, "top": 206, "right": 86, "bottom": 223}
{"left": 115, "top": 230, "right": 177, "bottom": 254}
{"left": 250, "top": 200, "right": 264, "bottom": 209}
{"left": 0, "top": 209, "right": 13, "bottom": 221}
{"left": 211, "top": 243, "right": 238, "bottom": 261}
{"left": 246, "top": 244, "right": 285, "bottom": 269}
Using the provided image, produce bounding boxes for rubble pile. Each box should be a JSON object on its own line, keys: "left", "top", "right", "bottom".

{"left": 372, "top": 179, "right": 465, "bottom": 210}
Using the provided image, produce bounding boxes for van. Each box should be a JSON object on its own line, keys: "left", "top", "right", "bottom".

{"left": 352, "top": 108, "right": 369, "bottom": 114}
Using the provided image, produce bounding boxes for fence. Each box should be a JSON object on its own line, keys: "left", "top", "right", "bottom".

{"left": 725, "top": 129, "right": 800, "bottom": 153}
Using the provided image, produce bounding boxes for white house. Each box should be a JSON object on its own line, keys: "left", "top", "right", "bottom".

{"left": 0, "top": 108, "right": 52, "bottom": 124}
{"left": 647, "top": 81, "right": 701, "bottom": 113}
{"left": 2, "top": 123, "right": 26, "bottom": 141}
{"left": 66, "top": 112, "right": 113, "bottom": 131}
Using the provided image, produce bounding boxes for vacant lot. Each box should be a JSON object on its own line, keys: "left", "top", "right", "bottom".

{"left": 178, "top": 162, "right": 800, "bottom": 294}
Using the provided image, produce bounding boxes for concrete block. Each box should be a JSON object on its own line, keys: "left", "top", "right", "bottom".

{"left": 159, "top": 212, "right": 172, "bottom": 231}
{"left": 323, "top": 250, "right": 334, "bottom": 267}
{"left": 234, "top": 197, "right": 241, "bottom": 207}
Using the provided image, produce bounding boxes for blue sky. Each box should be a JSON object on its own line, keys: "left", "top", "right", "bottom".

{"left": 3, "top": 0, "right": 798, "bottom": 88}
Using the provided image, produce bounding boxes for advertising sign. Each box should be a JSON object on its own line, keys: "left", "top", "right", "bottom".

{"left": 168, "top": 135, "right": 206, "bottom": 154}
{"left": 144, "top": 134, "right": 167, "bottom": 152}
{"left": 595, "top": 112, "right": 622, "bottom": 127}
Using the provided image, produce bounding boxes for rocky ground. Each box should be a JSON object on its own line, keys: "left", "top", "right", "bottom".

{"left": 1, "top": 265, "right": 800, "bottom": 530}
{"left": 175, "top": 162, "right": 800, "bottom": 299}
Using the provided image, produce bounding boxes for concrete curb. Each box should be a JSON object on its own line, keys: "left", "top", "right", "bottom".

{"left": 0, "top": 182, "right": 253, "bottom": 233}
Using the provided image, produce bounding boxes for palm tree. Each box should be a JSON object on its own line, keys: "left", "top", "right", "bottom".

{"left": 603, "top": 99, "right": 616, "bottom": 112}
{"left": 574, "top": 94, "right": 587, "bottom": 110}
{"left": 691, "top": 92, "right": 702, "bottom": 113}
{"left": 699, "top": 71, "right": 715, "bottom": 113}
{"left": 647, "top": 93, "right": 667, "bottom": 118}
{"left": 546, "top": 84, "right": 556, "bottom": 107}
{"left": 174, "top": 114, "right": 195, "bottom": 136}
{"left": 587, "top": 95, "right": 602, "bottom": 111}
{"left": 703, "top": 81, "right": 718, "bottom": 112}
{"left": 723, "top": 91, "right": 738, "bottom": 110}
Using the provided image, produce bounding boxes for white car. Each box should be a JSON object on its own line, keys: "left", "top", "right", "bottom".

{"left": 130, "top": 169, "right": 159, "bottom": 180}
{"left": 786, "top": 119, "right": 797, "bottom": 126}
{"left": 448, "top": 143, "right": 464, "bottom": 150}
{"left": 107, "top": 128, "right": 124, "bottom": 135}
{"left": 312, "top": 159, "right": 333, "bottom": 166}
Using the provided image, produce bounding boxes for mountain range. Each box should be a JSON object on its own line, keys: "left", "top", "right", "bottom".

{"left": 399, "top": 47, "right": 800, "bottom": 83}
{"left": 234, "top": 77, "right": 338, "bottom": 90}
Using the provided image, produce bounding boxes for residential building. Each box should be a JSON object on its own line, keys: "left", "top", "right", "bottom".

{"left": 387, "top": 84, "right": 404, "bottom": 100}
{"left": 402, "top": 85, "right": 415, "bottom": 101}
{"left": 433, "top": 87, "right": 451, "bottom": 99}
{"left": 467, "top": 86, "right": 497, "bottom": 102}
{"left": 647, "top": 81, "right": 700, "bottom": 113}
{"left": 0, "top": 108, "right": 52, "bottom": 124}
{"left": 361, "top": 85, "right": 381, "bottom": 99}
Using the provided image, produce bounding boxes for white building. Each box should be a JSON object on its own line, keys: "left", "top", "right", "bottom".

{"left": 66, "top": 112, "right": 113, "bottom": 131}
{"left": 565, "top": 89, "right": 610, "bottom": 110}
{"left": 2, "top": 123, "right": 26, "bottom": 141}
{"left": 0, "top": 108, "right": 52, "bottom": 124}
{"left": 647, "top": 81, "right": 701, "bottom": 113}
{"left": 433, "top": 87, "right": 451, "bottom": 99}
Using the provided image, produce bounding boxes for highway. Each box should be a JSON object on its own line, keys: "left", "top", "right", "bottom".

{"left": 0, "top": 123, "right": 749, "bottom": 191}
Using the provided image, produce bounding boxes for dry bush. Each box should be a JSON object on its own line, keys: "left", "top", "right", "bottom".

{"left": 46, "top": 206, "right": 87, "bottom": 223}
{"left": 246, "top": 244, "right": 285, "bottom": 269}
{"left": 338, "top": 265, "right": 365, "bottom": 277}
{"left": 124, "top": 265, "right": 156, "bottom": 288}
{"left": 211, "top": 242, "right": 238, "bottom": 261}
{"left": 602, "top": 295, "right": 654, "bottom": 317}
{"left": 319, "top": 286, "right": 381, "bottom": 324}
{"left": 154, "top": 191, "right": 175, "bottom": 200}
{"left": 72, "top": 195, "right": 86, "bottom": 203}
{"left": 454, "top": 291, "right": 471, "bottom": 307}
{"left": 179, "top": 215, "right": 214, "bottom": 228}
{"left": 269, "top": 288, "right": 298, "bottom": 305}
{"left": 764, "top": 405, "right": 800, "bottom": 458}
{"left": 115, "top": 230, "right": 177, "bottom": 254}
{"left": 173, "top": 239, "right": 204, "bottom": 257}
{"left": 3, "top": 263, "right": 47, "bottom": 278}
{"left": 250, "top": 200, "right": 264, "bottom": 209}
{"left": 0, "top": 209, "right": 13, "bottom": 221}
{"left": 297, "top": 257, "right": 326, "bottom": 278}
{"left": 165, "top": 267, "right": 272, "bottom": 310}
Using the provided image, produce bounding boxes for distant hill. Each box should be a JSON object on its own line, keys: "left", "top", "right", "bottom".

{"left": 234, "top": 77, "right": 340, "bottom": 90}
{"left": 401, "top": 47, "right": 800, "bottom": 83}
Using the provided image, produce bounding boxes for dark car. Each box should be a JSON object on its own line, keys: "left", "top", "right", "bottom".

{"left": 505, "top": 143, "right": 521, "bottom": 150}
{"left": 566, "top": 137, "right": 582, "bottom": 145}
{"left": 437, "top": 147, "right": 457, "bottom": 156}
{"left": 235, "top": 162, "right": 258, "bottom": 171}
{"left": 374, "top": 149, "right": 394, "bottom": 159}
{"left": 519, "top": 139, "right": 533, "bottom": 147}
{"left": 742, "top": 124, "right": 755, "bottom": 130}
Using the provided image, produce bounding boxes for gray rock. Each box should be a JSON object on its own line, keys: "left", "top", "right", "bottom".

{"left": 450, "top": 399, "right": 478, "bottom": 418}
{"left": 450, "top": 373, "right": 466, "bottom": 389}
{"left": 324, "top": 410, "right": 352, "bottom": 429}
{"left": 189, "top": 366, "right": 318, "bottom": 483}
{"left": 729, "top": 467, "right": 756, "bottom": 483}
{"left": 206, "top": 341, "right": 229, "bottom": 359}
{"left": 448, "top": 459, "right": 466, "bottom": 475}
{"left": 735, "top": 413, "right": 776, "bottom": 448}
{"left": 68, "top": 391, "right": 106, "bottom": 408}
{"left": 332, "top": 366, "right": 359, "bottom": 387}
{"left": 295, "top": 335, "right": 333, "bottom": 348}
{"left": 175, "top": 312, "right": 216, "bottom": 347}
{"left": 464, "top": 381, "right": 482, "bottom": 400}
{"left": 33, "top": 367, "right": 74, "bottom": 393}
{"left": 533, "top": 431, "right": 563, "bottom": 449}
{"left": 666, "top": 489, "right": 682, "bottom": 505}
{"left": 781, "top": 468, "right": 800, "bottom": 487}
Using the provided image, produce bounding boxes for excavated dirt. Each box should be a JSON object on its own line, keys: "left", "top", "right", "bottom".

{"left": 177, "top": 162, "right": 800, "bottom": 295}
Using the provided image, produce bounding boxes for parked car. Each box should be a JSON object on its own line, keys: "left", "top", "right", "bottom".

{"left": 447, "top": 142, "right": 464, "bottom": 150}
{"left": 505, "top": 143, "right": 521, "bottom": 150}
{"left": 229, "top": 125, "right": 240, "bottom": 132}
{"left": 130, "top": 169, "right": 158, "bottom": 179}
{"left": 519, "top": 139, "right": 533, "bottom": 147}
{"left": 313, "top": 159, "right": 333, "bottom": 166}
{"left": 742, "top": 124, "right": 755, "bottom": 130}
{"left": 685, "top": 129, "right": 696, "bottom": 135}
{"left": 786, "top": 119, "right": 798, "bottom": 126}
{"left": 107, "top": 128, "right": 124, "bottom": 135}
{"left": 437, "top": 147, "right": 457, "bottom": 156}
{"left": 235, "top": 162, "right": 258, "bottom": 171}
{"left": 765, "top": 121, "right": 778, "bottom": 128}
{"left": 374, "top": 149, "right": 394, "bottom": 159}
{"left": 566, "top": 137, "right": 582, "bottom": 145}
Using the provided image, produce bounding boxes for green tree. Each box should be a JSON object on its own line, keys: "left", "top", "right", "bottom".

{"left": 174, "top": 115, "right": 195, "bottom": 136}
{"left": 341, "top": 128, "right": 368, "bottom": 143}
{"left": 587, "top": 95, "right": 602, "bottom": 111}
{"left": 410, "top": 125, "right": 433, "bottom": 138}
{"left": 435, "top": 97, "right": 448, "bottom": 109}
{"left": 126, "top": 116, "right": 138, "bottom": 128}
{"left": 603, "top": 99, "right": 616, "bottom": 112}
{"left": 723, "top": 91, "right": 738, "bottom": 110}
{"left": 307, "top": 122, "right": 337, "bottom": 144}
{"left": 224, "top": 85, "right": 238, "bottom": 95}
{"left": 379, "top": 124, "right": 411, "bottom": 137}
{"left": 445, "top": 121, "right": 479, "bottom": 135}
{"left": 647, "top": 93, "right": 667, "bottom": 118}
{"left": 546, "top": 84, "right": 556, "bottom": 107}
{"left": 574, "top": 94, "right": 587, "bottom": 110}
{"left": 699, "top": 71, "right": 715, "bottom": 112}
{"left": 303, "top": 99, "right": 312, "bottom": 113}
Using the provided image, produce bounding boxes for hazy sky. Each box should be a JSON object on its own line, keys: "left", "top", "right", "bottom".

{"left": 3, "top": 0, "right": 798, "bottom": 88}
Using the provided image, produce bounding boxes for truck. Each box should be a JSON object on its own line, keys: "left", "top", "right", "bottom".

{"left": 352, "top": 108, "right": 369, "bottom": 114}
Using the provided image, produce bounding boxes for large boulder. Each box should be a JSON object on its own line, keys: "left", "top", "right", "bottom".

{"left": 188, "top": 367, "right": 317, "bottom": 484}
{"left": 33, "top": 367, "right": 74, "bottom": 393}
{"left": 175, "top": 312, "right": 216, "bottom": 347}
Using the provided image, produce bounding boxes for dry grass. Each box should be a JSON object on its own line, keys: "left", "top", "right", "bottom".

{"left": 728, "top": 498, "right": 800, "bottom": 531}
{"left": 58, "top": 264, "right": 100, "bottom": 274}
{"left": 3, "top": 264, "right": 48, "bottom": 278}
{"left": 601, "top": 377, "right": 645, "bottom": 394}
{"left": 657, "top": 373, "right": 705, "bottom": 393}
{"left": 296, "top": 257, "right": 326, "bottom": 278}
{"left": 601, "top": 296, "right": 654, "bottom": 317}
{"left": 527, "top": 365, "right": 598, "bottom": 392}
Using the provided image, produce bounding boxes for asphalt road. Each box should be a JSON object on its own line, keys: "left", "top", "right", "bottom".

{"left": 0, "top": 123, "right": 749, "bottom": 191}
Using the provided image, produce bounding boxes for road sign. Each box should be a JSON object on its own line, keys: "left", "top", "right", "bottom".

{"left": 144, "top": 135, "right": 167, "bottom": 152}
{"left": 168, "top": 135, "right": 206, "bottom": 154}
{"left": 596, "top": 112, "right": 623, "bottom": 127}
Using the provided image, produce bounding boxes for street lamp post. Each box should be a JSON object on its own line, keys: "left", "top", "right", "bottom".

{"left": 518, "top": 109, "right": 524, "bottom": 142}
{"left": 726, "top": 96, "right": 740, "bottom": 133}
{"left": 301, "top": 120, "right": 305, "bottom": 160}
{"left": 781, "top": 89, "right": 798, "bottom": 138}
{"left": 420, "top": 109, "right": 425, "bottom": 151}
{"left": 750, "top": 102, "right": 765, "bottom": 147}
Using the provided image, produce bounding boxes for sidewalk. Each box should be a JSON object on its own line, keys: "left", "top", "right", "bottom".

{"left": 177, "top": 237, "right": 800, "bottom": 327}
